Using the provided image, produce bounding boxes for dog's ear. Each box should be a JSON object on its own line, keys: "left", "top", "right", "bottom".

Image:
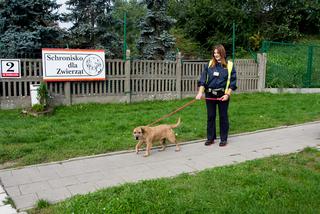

{"left": 140, "top": 127, "right": 145, "bottom": 134}
{"left": 140, "top": 126, "right": 149, "bottom": 135}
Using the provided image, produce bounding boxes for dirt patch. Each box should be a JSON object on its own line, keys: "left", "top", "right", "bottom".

{"left": 0, "top": 161, "right": 18, "bottom": 170}
{"left": 21, "top": 106, "right": 54, "bottom": 117}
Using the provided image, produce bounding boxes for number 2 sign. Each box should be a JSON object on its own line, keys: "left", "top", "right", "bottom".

{"left": 0, "top": 59, "right": 21, "bottom": 78}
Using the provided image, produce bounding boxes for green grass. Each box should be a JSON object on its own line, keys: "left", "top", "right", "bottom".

{"left": 36, "top": 199, "right": 51, "bottom": 209}
{"left": 29, "top": 148, "right": 320, "bottom": 214}
{"left": 266, "top": 39, "right": 320, "bottom": 88}
{"left": 3, "top": 196, "right": 16, "bottom": 209}
{"left": 1, "top": 93, "right": 320, "bottom": 168}
{"left": 266, "top": 44, "right": 308, "bottom": 87}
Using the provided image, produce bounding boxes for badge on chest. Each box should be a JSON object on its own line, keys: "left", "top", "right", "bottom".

{"left": 213, "top": 71, "right": 219, "bottom": 77}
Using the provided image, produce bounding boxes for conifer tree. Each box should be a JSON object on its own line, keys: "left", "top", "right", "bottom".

{"left": 113, "top": 0, "right": 146, "bottom": 57}
{"left": 0, "top": 0, "right": 61, "bottom": 58}
{"left": 137, "top": 0, "right": 176, "bottom": 60}
{"left": 65, "top": 0, "right": 121, "bottom": 58}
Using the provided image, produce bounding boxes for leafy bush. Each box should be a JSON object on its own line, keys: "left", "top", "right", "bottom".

{"left": 37, "top": 82, "right": 49, "bottom": 107}
{"left": 31, "top": 104, "right": 45, "bottom": 112}
{"left": 171, "top": 28, "right": 208, "bottom": 59}
{"left": 249, "top": 32, "right": 263, "bottom": 51}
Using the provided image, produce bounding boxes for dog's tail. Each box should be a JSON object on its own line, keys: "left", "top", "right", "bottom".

{"left": 170, "top": 117, "right": 181, "bottom": 129}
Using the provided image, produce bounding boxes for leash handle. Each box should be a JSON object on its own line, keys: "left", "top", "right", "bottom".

{"left": 204, "top": 97, "right": 222, "bottom": 101}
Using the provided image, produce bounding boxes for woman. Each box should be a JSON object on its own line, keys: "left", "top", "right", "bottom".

{"left": 195, "top": 44, "right": 237, "bottom": 147}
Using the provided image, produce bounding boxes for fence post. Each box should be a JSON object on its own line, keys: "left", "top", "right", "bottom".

{"left": 304, "top": 46, "right": 314, "bottom": 87}
{"left": 64, "top": 82, "right": 72, "bottom": 105}
{"left": 124, "top": 49, "right": 131, "bottom": 103}
{"left": 176, "top": 52, "right": 182, "bottom": 99}
{"left": 257, "top": 53, "right": 267, "bottom": 91}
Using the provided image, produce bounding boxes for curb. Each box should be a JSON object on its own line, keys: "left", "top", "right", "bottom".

{"left": 1, "top": 120, "right": 319, "bottom": 173}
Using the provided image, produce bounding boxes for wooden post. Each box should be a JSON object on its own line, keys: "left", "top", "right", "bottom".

{"left": 124, "top": 49, "right": 131, "bottom": 103}
{"left": 64, "top": 81, "right": 72, "bottom": 105}
{"left": 176, "top": 52, "right": 182, "bottom": 99}
{"left": 257, "top": 53, "right": 267, "bottom": 92}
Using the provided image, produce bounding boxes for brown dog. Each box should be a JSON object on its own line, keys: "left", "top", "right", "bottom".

{"left": 133, "top": 118, "right": 181, "bottom": 157}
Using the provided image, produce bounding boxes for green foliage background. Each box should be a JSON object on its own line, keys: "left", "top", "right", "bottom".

{"left": 1, "top": 0, "right": 319, "bottom": 59}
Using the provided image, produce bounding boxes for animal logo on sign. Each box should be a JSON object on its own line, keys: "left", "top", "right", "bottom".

{"left": 83, "top": 55, "right": 104, "bottom": 76}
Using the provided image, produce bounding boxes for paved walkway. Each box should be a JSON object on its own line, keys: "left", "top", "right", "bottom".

{"left": 0, "top": 121, "right": 319, "bottom": 212}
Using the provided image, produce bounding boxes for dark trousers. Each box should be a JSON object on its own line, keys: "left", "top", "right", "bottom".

{"left": 205, "top": 93, "right": 230, "bottom": 142}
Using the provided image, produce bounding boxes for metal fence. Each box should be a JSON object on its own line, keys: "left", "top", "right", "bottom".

{"left": 0, "top": 53, "right": 266, "bottom": 109}
{"left": 262, "top": 41, "right": 320, "bottom": 88}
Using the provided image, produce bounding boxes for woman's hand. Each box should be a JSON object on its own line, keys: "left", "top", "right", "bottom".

{"left": 221, "top": 94, "right": 230, "bottom": 101}
{"left": 196, "top": 92, "right": 203, "bottom": 100}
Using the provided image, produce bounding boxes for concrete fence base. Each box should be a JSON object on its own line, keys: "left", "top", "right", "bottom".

{"left": 263, "top": 88, "right": 320, "bottom": 94}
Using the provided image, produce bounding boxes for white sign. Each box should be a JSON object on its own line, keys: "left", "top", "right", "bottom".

{"left": 0, "top": 59, "right": 21, "bottom": 78}
{"left": 42, "top": 48, "right": 106, "bottom": 82}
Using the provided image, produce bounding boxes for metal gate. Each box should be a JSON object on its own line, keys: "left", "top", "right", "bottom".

{"left": 305, "top": 45, "right": 320, "bottom": 87}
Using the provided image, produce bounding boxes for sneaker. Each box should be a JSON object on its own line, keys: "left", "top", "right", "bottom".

{"left": 219, "top": 141, "right": 227, "bottom": 147}
{"left": 204, "top": 140, "right": 214, "bottom": 146}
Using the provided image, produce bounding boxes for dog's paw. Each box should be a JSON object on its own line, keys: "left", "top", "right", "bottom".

{"left": 143, "top": 154, "right": 150, "bottom": 157}
{"left": 175, "top": 148, "right": 181, "bottom": 152}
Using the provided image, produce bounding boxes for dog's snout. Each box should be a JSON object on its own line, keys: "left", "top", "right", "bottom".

{"left": 133, "top": 128, "right": 142, "bottom": 141}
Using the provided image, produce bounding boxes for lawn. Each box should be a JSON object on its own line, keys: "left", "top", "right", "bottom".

{"left": 265, "top": 41, "right": 320, "bottom": 88}
{"left": 1, "top": 92, "right": 320, "bottom": 168}
{"left": 30, "top": 148, "right": 320, "bottom": 213}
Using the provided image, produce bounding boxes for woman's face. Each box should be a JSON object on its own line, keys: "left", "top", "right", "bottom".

{"left": 214, "top": 49, "right": 221, "bottom": 62}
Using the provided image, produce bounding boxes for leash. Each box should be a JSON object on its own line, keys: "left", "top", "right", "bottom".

{"left": 147, "top": 99, "right": 197, "bottom": 126}
{"left": 146, "top": 97, "right": 223, "bottom": 126}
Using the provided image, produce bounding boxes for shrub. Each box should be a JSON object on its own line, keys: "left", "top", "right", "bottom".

{"left": 37, "top": 82, "right": 49, "bottom": 107}
{"left": 31, "top": 104, "right": 45, "bottom": 112}
{"left": 249, "top": 32, "right": 263, "bottom": 51}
